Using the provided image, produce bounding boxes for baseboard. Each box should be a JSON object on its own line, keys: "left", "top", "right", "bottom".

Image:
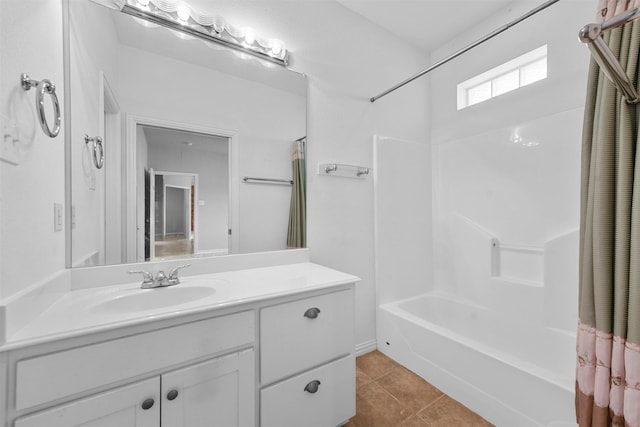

{"left": 355, "top": 339, "right": 377, "bottom": 356}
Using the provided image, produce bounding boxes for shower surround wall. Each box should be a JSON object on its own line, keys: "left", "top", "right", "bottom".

{"left": 376, "top": 1, "right": 593, "bottom": 426}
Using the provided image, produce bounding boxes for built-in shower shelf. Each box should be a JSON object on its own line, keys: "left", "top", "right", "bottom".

{"left": 493, "top": 276, "right": 543, "bottom": 288}
{"left": 490, "top": 238, "right": 544, "bottom": 285}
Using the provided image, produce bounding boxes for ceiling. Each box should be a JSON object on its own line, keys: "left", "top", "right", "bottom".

{"left": 142, "top": 126, "right": 229, "bottom": 154}
{"left": 335, "top": 0, "right": 515, "bottom": 53}
{"left": 171, "top": 0, "right": 518, "bottom": 55}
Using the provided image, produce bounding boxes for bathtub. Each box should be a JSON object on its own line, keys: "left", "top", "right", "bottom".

{"left": 377, "top": 292, "right": 576, "bottom": 426}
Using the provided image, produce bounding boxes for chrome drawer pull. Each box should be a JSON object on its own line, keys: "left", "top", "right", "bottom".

{"left": 141, "top": 398, "right": 155, "bottom": 410}
{"left": 304, "top": 380, "right": 321, "bottom": 393}
{"left": 303, "top": 307, "right": 321, "bottom": 319}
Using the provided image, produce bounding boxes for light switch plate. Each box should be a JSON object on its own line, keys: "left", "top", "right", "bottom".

{"left": 54, "top": 203, "right": 63, "bottom": 232}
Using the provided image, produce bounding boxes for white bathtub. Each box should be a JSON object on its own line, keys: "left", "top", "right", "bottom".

{"left": 377, "top": 292, "right": 576, "bottom": 426}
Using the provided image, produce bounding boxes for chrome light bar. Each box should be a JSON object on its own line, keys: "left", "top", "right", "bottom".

{"left": 116, "top": 0, "right": 289, "bottom": 67}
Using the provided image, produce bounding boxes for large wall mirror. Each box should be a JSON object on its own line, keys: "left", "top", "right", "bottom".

{"left": 66, "top": 0, "right": 307, "bottom": 267}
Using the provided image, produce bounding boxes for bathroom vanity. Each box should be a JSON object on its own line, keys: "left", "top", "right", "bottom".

{"left": 0, "top": 262, "right": 358, "bottom": 426}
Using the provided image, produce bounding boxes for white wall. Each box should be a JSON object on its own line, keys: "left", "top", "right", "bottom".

{"left": 148, "top": 143, "right": 229, "bottom": 252}
{"left": 275, "top": 3, "right": 432, "bottom": 347}
{"left": 68, "top": 0, "right": 120, "bottom": 266}
{"left": 0, "top": 0, "right": 66, "bottom": 299}
{"left": 430, "top": 0, "right": 592, "bottom": 331}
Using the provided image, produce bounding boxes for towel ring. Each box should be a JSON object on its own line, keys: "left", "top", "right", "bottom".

{"left": 21, "top": 73, "right": 61, "bottom": 138}
{"left": 85, "top": 134, "right": 105, "bottom": 169}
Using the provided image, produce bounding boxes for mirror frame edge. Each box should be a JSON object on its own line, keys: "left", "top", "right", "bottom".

{"left": 63, "top": 0, "right": 73, "bottom": 269}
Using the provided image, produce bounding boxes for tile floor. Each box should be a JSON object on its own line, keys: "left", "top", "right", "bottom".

{"left": 346, "top": 351, "right": 494, "bottom": 427}
{"left": 154, "top": 234, "right": 194, "bottom": 258}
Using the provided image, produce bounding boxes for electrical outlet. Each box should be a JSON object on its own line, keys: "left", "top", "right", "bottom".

{"left": 54, "top": 203, "right": 63, "bottom": 232}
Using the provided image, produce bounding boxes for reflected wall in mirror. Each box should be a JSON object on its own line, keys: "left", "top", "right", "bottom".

{"left": 67, "top": 0, "right": 307, "bottom": 267}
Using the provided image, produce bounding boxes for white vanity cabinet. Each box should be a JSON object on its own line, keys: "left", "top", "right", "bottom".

{"left": 8, "top": 311, "right": 256, "bottom": 427}
{"left": 14, "top": 350, "right": 254, "bottom": 427}
{"left": 259, "top": 288, "right": 356, "bottom": 427}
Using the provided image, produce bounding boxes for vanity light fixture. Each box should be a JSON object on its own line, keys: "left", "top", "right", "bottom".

{"left": 113, "top": 0, "right": 289, "bottom": 66}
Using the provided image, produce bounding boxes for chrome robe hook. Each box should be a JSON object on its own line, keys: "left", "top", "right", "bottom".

{"left": 21, "top": 73, "right": 61, "bottom": 138}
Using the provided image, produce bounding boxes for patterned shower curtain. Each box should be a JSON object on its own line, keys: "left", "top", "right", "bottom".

{"left": 576, "top": 1, "right": 640, "bottom": 425}
{"left": 286, "top": 138, "right": 306, "bottom": 248}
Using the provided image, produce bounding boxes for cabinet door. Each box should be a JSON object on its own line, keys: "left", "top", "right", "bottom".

{"left": 161, "top": 349, "right": 255, "bottom": 427}
{"left": 14, "top": 377, "right": 160, "bottom": 427}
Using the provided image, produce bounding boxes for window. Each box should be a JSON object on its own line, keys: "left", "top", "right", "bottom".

{"left": 457, "top": 45, "right": 547, "bottom": 110}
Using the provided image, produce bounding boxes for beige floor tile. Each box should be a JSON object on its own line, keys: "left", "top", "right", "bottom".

{"left": 351, "top": 381, "right": 412, "bottom": 427}
{"left": 399, "top": 414, "right": 431, "bottom": 427}
{"left": 418, "top": 395, "right": 493, "bottom": 427}
{"left": 376, "top": 366, "right": 443, "bottom": 413}
{"left": 356, "top": 366, "right": 374, "bottom": 389}
{"left": 356, "top": 350, "right": 401, "bottom": 380}
{"left": 350, "top": 351, "right": 492, "bottom": 427}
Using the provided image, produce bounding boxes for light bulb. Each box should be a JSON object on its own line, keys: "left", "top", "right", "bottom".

{"left": 243, "top": 28, "right": 256, "bottom": 45}
{"left": 270, "top": 40, "right": 283, "bottom": 56}
{"left": 212, "top": 17, "right": 226, "bottom": 34}
{"left": 176, "top": 5, "right": 190, "bottom": 23}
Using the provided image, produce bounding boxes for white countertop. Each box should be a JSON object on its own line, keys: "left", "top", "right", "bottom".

{"left": 3, "top": 262, "right": 359, "bottom": 351}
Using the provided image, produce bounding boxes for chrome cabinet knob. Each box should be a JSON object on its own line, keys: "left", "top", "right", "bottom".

{"left": 303, "top": 307, "right": 321, "bottom": 319}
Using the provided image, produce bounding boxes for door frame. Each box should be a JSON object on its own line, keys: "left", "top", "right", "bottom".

{"left": 125, "top": 115, "right": 238, "bottom": 263}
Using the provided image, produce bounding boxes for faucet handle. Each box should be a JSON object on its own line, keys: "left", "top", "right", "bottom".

{"left": 128, "top": 270, "right": 154, "bottom": 285}
{"left": 168, "top": 264, "right": 191, "bottom": 285}
{"left": 169, "top": 264, "right": 191, "bottom": 279}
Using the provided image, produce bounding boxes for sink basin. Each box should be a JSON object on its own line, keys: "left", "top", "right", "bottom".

{"left": 90, "top": 286, "right": 216, "bottom": 314}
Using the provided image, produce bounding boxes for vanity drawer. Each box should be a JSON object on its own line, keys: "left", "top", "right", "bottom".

{"left": 260, "top": 289, "right": 354, "bottom": 384}
{"left": 15, "top": 310, "right": 254, "bottom": 411}
{"left": 260, "top": 355, "right": 355, "bottom": 427}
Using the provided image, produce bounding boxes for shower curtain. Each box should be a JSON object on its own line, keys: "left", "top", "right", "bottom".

{"left": 576, "top": 1, "right": 640, "bottom": 426}
{"left": 286, "top": 138, "right": 306, "bottom": 248}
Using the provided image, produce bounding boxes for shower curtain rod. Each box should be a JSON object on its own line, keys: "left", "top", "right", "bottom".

{"left": 579, "top": 8, "right": 640, "bottom": 104}
{"left": 369, "top": 0, "right": 560, "bottom": 103}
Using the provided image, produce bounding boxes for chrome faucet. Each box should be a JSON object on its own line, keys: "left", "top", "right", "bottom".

{"left": 129, "top": 264, "right": 191, "bottom": 289}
